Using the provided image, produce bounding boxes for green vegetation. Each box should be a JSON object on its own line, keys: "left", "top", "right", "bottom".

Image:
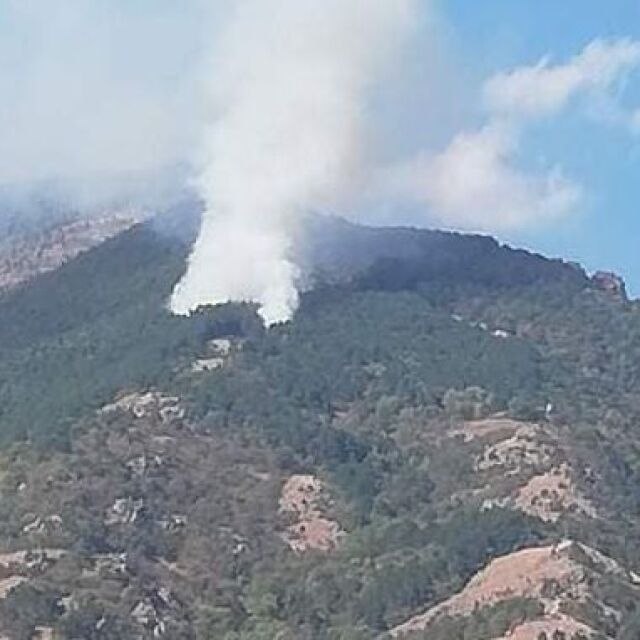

{"left": 403, "top": 598, "right": 544, "bottom": 640}
{"left": 1, "top": 217, "right": 640, "bottom": 638}
{"left": 0, "top": 224, "right": 205, "bottom": 447}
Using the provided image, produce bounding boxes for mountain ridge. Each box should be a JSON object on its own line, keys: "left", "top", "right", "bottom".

{"left": 1, "top": 213, "right": 640, "bottom": 638}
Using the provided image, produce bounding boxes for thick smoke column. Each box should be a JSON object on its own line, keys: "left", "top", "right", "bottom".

{"left": 171, "top": 0, "right": 415, "bottom": 324}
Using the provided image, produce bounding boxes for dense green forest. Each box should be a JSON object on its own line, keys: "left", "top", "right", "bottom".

{"left": 0, "top": 216, "right": 587, "bottom": 449}
{"left": 2, "top": 216, "right": 640, "bottom": 639}
{"left": 0, "top": 224, "right": 204, "bottom": 447}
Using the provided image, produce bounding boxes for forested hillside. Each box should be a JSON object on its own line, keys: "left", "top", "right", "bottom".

{"left": 1, "top": 216, "right": 640, "bottom": 639}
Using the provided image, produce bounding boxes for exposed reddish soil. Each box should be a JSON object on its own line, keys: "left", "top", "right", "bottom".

{"left": 514, "top": 463, "right": 597, "bottom": 522}
{"left": 389, "top": 541, "right": 627, "bottom": 638}
{"left": 493, "top": 614, "right": 596, "bottom": 639}
{"left": 279, "top": 474, "right": 343, "bottom": 553}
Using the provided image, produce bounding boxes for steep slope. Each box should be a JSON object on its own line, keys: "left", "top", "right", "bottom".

{"left": 0, "top": 212, "right": 578, "bottom": 448}
{"left": 0, "top": 214, "right": 139, "bottom": 293}
{"left": 390, "top": 541, "right": 639, "bottom": 639}
{"left": 1, "top": 215, "right": 640, "bottom": 639}
{"left": 0, "top": 221, "right": 207, "bottom": 447}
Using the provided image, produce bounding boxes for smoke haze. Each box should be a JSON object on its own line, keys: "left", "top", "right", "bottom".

{"left": 0, "top": 1, "right": 206, "bottom": 216}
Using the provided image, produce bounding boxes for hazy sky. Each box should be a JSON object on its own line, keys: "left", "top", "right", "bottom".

{"left": 0, "top": 1, "right": 205, "bottom": 183}
{"left": 2, "top": 1, "right": 640, "bottom": 293}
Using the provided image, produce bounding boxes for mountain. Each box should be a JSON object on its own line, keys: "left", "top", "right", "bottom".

{"left": 0, "top": 214, "right": 139, "bottom": 293}
{"left": 1, "top": 214, "right": 640, "bottom": 639}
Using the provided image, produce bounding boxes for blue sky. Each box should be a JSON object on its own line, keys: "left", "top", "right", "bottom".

{"left": 437, "top": 0, "right": 640, "bottom": 291}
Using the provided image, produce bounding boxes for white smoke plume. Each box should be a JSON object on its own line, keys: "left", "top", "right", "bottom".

{"left": 170, "top": 0, "right": 416, "bottom": 325}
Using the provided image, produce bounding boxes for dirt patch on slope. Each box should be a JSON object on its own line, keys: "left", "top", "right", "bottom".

{"left": 389, "top": 541, "right": 628, "bottom": 637}
{"left": 493, "top": 614, "right": 596, "bottom": 640}
{"left": 0, "top": 548, "right": 65, "bottom": 600}
{"left": 453, "top": 417, "right": 597, "bottom": 524}
{"left": 450, "top": 417, "right": 556, "bottom": 476}
{"left": 450, "top": 418, "right": 526, "bottom": 443}
{"left": 279, "top": 475, "right": 343, "bottom": 553}
{"left": 100, "top": 391, "right": 185, "bottom": 423}
{"left": 514, "top": 463, "right": 597, "bottom": 522}
{"left": 475, "top": 425, "right": 553, "bottom": 475}
{"left": 0, "top": 574, "right": 27, "bottom": 599}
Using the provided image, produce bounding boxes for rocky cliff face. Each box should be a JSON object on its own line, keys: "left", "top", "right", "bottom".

{"left": 0, "top": 214, "right": 139, "bottom": 293}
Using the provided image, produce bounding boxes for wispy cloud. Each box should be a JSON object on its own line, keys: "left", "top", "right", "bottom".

{"left": 388, "top": 123, "right": 581, "bottom": 231}
{"left": 484, "top": 39, "right": 640, "bottom": 118}
{"left": 390, "top": 38, "right": 640, "bottom": 232}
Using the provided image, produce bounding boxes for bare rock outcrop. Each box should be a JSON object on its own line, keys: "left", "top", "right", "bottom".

{"left": 0, "top": 214, "right": 139, "bottom": 292}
